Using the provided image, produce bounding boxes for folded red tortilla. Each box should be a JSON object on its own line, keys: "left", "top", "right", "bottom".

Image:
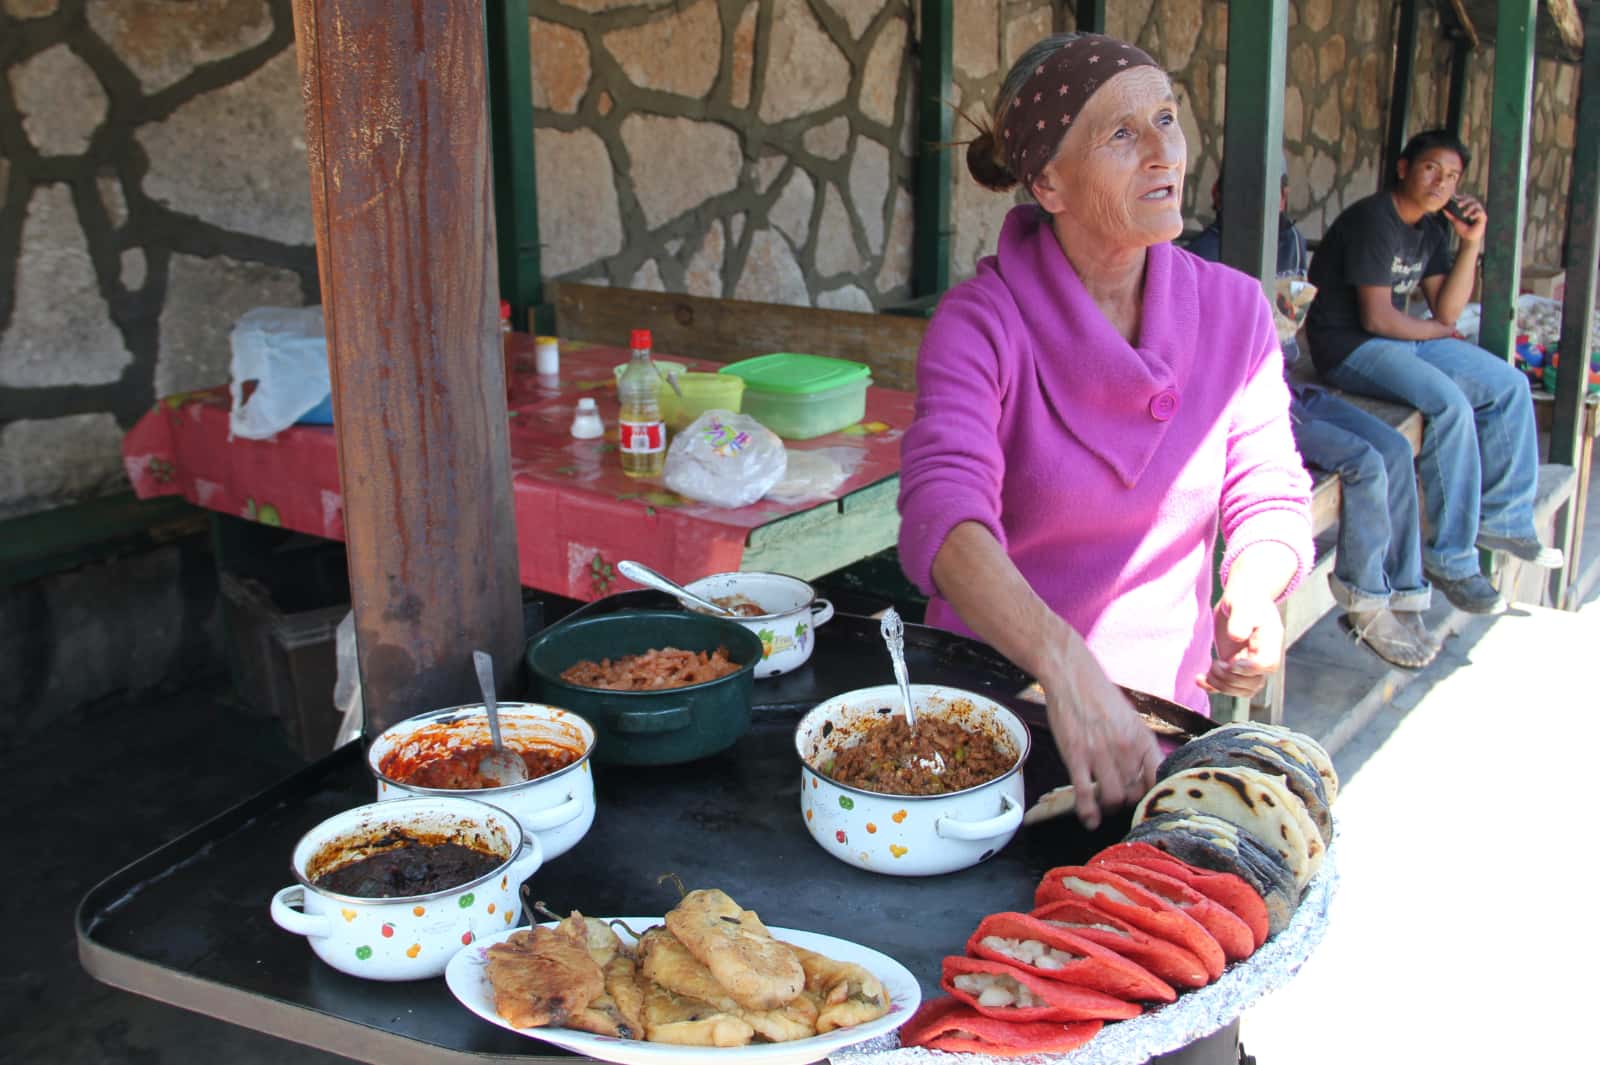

{"left": 940, "top": 955, "right": 1143, "bottom": 1023}
{"left": 1092, "top": 841, "right": 1269, "bottom": 949}
{"left": 1029, "top": 896, "right": 1212, "bottom": 990}
{"left": 965, "top": 911, "right": 1175, "bottom": 1003}
{"left": 898, "top": 995, "right": 1103, "bottom": 1057}
{"left": 1034, "top": 865, "right": 1225, "bottom": 980}
{"left": 1089, "top": 859, "right": 1257, "bottom": 962}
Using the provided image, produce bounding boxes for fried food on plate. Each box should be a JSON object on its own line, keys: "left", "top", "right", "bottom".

{"left": 664, "top": 889, "right": 805, "bottom": 1010}
{"left": 485, "top": 924, "right": 604, "bottom": 1029}
{"left": 640, "top": 980, "right": 756, "bottom": 1047}
{"left": 785, "top": 942, "right": 890, "bottom": 1032}
{"left": 639, "top": 927, "right": 818, "bottom": 1042}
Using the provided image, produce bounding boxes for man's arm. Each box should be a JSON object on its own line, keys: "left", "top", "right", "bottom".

{"left": 1420, "top": 195, "right": 1486, "bottom": 326}
{"left": 1357, "top": 285, "right": 1455, "bottom": 340}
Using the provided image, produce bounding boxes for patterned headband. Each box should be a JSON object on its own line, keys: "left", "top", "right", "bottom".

{"left": 1004, "top": 34, "right": 1162, "bottom": 191}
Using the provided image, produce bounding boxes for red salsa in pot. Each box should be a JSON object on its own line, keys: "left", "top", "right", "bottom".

{"left": 397, "top": 744, "right": 580, "bottom": 790}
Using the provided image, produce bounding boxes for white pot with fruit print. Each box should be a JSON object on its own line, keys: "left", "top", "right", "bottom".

{"left": 684, "top": 571, "right": 834, "bottom": 678}
{"left": 270, "top": 797, "right": 542, "bottom": 980}
{"left": 795, "top": 685, "right": 1030, "bottom": 877}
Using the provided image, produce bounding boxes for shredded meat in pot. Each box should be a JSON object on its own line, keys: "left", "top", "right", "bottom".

{"left": 559, "top": 646, "right": 741, "bottom": 690}
{"left": 823, "top": 714, "right": 1013, "bottom": 795}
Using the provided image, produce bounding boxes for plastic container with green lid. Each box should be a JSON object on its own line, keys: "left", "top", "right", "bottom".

{"left": 718, "top": 353, "right": 872, "bottom": 439}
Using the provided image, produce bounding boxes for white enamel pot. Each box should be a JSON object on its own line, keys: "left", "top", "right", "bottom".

{"left": 683, "top": 571, "right": 834, "bottom": 678}
{"left": 269, "top": 797, "right": 542, "bottom": 980}
{"left": 367, "top": 703, "right": 596, "bottom": 862}
{"left": 795, "top": 684, "right": 1030, "bottom": 877}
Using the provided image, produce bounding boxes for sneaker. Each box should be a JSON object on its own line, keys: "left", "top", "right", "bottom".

{"left": 1475, "top": 531, "right": 1565, "bottom": 568}
{"left": 1424, "top": 569, "right": 1507, "bottom": 615}
{"left": 1341, "top": 609, "right": 1437, "bottom": 669}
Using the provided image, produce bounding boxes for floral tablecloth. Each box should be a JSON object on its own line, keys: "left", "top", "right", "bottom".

{"left": 121, "top": 340, "right": 913, "bottom": 600}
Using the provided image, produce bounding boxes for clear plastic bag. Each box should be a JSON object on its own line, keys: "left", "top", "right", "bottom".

{"left": 764, "top": 446, "right": 865, "bottom": 504}
{"left": 663, "top": 410, "right": 787, "bottom": 507}
{"left": 228, "top": 306, "right": 331, "bottom": 440}
{"left": 332, "top": 609, "right": 364, "bottom": 749}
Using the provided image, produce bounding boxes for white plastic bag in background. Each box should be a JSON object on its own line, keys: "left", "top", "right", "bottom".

{"left": 764, "top": 446, "right": 865, "bottom": 504}
{"left": 1455, "top": 302, "right": 1482, "bottom": 346}
{"left": 663, "top": 411, "right": 787, "bottom": 507}
{"left": 332, "top": 609, "right": 364, "bottom": 749}
{"left": 228, "top": 306, "right": 331, "bottom": 439}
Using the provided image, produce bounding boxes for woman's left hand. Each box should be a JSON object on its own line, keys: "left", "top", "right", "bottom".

{"left": 1197, "top": 593, "right": 1283, "bottom": 697}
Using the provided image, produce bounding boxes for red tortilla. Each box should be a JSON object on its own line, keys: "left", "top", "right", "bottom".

{"left": 1029, "top": 897, "right": 1211, "bottom": 990}
{"left": 1092, "top": 842, "right": 1269, "bottom": 948}
{"left": 1034, "top": 865, "right": 1225, "bottom": 980}
{"left": 898, "top": 996, "right": 1103, "bottom": 1057}
{"left": 1089, "top": 859, "right": 1257, "bottom": 962}
{"left": 941, "top": 955, "right": 1143, "bottom": 1023}
{"left": 966, "top": 911, "right": 1175, "bottom": 1003}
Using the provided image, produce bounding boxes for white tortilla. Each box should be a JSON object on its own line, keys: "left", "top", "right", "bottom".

{"left": 1134, "top": 766, "right": 1322, "bottom": 890}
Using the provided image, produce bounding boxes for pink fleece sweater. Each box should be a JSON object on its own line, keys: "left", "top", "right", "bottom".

{"left": 898, "top": 206, "right": 1312, "bottom": 713}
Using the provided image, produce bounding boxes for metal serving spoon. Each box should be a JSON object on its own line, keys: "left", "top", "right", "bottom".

{"left": 472, "top": 650, "right": 529, "bottom": 787}
{"left": 879, "top": 608, "right": 944, "bottom": 773}
{"left": 617, "top": 559, "right": 735, "bottom": 616}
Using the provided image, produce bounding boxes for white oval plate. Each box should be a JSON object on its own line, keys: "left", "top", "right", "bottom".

{"left": 445, "top": 918, "right": 921, "bottom": 1065}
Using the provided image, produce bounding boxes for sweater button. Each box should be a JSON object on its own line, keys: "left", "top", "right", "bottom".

{"left": 1149, "top": 389, "right": 1179, "bottom": 421}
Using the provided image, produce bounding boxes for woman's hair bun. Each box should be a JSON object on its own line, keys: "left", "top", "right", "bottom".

{"left": 966, "top": 130, "right": 1018, "bottom": 192}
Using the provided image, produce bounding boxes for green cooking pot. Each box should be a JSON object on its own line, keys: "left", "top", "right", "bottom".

{"left": 524, "top": 610, "right": 763, "bottom": 766}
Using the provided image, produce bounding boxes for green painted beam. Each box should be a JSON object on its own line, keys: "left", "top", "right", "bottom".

{"left": 485, "top": 0, "right": 543, "bottom": 333}
{"left": 741, "top": 478, "right": 900, "bottom": 578}
{"left": 912, "top": 0, "right": 952, "bottom": 299}
{"left": 0, "top": 493, "right": 208, "bottom": 589}
{"left": 1219, "top": 0, "right": 1288, "bottom": 291}
{"left": 1547, "top": 0, "right": 1600, "bottom": 608}
{"left": 1383, "top": 0, "right": 1419, "bottom": 182}
{"left": 1479, "top": 0, "right": 1538, "bottom": 363}
{"left": 1075, "top": 0, "right": 1107, "bottom": 34}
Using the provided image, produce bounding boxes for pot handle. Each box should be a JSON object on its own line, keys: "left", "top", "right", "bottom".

{"left": 935, "top": 794, "right": 1023, "bottom": 841}
{"left": 507, "top": 835, "right": 545, "bottom": 910}
{"left": 270, "top": 885, "right": 330, "bottom": 939}
{"left": 613, "top": 704, "right": 692, "bottom": 733}
{"left": 519, "top": 792, "right": 584, "bottom": 831}
{"left": 809, "top": 598, "right": 835, "bottom": 628}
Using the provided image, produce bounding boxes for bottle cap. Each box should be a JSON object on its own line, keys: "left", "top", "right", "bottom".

{"left": 630, "top": 328, "right": 652, "bottom": 350}
{"left": 499, "top": 300, "right": 511, "bottom": 321}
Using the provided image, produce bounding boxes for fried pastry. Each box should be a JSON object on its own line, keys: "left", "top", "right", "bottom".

{"left": 637, "top": 927, "right": 818, "bottom": 1042}
{"left": 785, "top": 942, "right": 889, "bottom": 1032}
{"left": 663, "top": 889, "right": 805, "bottom": 1010}
{"left": 485, "top": 924, "right": 604, "bottom": 1029}
{"left": 639, "top": 979, "right": 756, "bottom": 1047}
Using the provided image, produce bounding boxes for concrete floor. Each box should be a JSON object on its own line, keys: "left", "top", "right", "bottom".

{"left": 9, "top": 459, "right": 1599, "bottom": 1065}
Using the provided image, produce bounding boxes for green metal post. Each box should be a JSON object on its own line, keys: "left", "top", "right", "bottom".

{"left": 1075, "top": 0, "right": 1107, "bottom": 33}
{"left": 485, "top": 0, "right": 544, "bottom": 332}
{"left": 911, "top": 0, "right": 953, "bottom": 301}
{"left": 1478, "top": 0, "right": 1538, "bottom": 363}
{"left": 1219, "top": 0, "right": 1288, "bottom": 291}
{"left": 1548, "top": 0, "right": 1600, "bottom": 607}
{"left": 1382, "top": 0, "right": 1419, "bottom": 181}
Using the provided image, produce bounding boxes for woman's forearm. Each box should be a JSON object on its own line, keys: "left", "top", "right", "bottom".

{"left": 929, "top": 520, "right": 1084, "bottom": 687}
{"left": 1223, "top": 540, "right": 1300, "bottom": 605}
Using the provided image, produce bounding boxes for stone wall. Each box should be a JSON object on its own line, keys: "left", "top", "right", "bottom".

{"left": 0, "top": 0, "right": 1584, "bottom": 523}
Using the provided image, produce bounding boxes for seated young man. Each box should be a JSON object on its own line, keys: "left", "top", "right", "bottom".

{"left": 1189, "top": 163, "right": 1436, "bottom": 668}
{"left": 1304, "top": 129, "right": 1561, "bottom": 616}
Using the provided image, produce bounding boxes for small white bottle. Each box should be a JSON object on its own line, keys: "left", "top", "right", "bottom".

{"left": 535, "top": 335, "right": 560, "bottom": 376}
{"left": 570, "top": 397, "right": 604, "bottom": 439}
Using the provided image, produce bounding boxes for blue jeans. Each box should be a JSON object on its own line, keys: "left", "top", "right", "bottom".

{"left": 1324, "top": 336, "right": 1539, "bottom": 580}
{"left": 1291, "top": 386, "right": 1429, "bottom": 612}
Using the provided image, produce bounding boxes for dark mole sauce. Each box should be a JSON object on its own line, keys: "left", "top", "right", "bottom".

{"left": 312, "top": 833, "right": 502, "bottom": 899}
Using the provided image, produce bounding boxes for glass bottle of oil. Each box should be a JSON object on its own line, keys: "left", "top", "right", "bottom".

{"left": 617, "top": 328, "right": 665, "bottom": 477}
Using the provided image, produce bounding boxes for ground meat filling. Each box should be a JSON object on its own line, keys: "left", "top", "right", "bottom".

{"left": 824, "top": 715, "right": 1013, "bottom": 795}
{"left": 979, "top": 935, "right": 1083, "bottom": 971}
{"left": 952, "top": 972, "right": 1046, "bottom": 1009}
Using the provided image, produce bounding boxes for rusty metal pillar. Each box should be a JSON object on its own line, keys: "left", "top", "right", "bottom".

{"left": 291, "top": 0, "right": 524, "bottom": 736}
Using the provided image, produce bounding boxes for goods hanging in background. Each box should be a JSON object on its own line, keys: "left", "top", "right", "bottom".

{"left": 617, "top": 328, "right": 666, "bottom": 478}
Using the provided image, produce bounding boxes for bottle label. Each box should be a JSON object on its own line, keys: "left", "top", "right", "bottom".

{"left": 619, "top": 419, "right": 665, "bottom": 454}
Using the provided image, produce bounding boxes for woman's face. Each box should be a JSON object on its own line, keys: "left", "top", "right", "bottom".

{"left": 1030, "top": 66, "right": 1186, "bottom": 249}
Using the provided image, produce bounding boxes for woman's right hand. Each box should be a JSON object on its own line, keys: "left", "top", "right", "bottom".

{"left": 1039, "top": 632, "right": 1162, "bottom": 831}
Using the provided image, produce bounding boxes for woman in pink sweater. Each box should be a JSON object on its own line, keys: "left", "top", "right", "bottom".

{"left": 898, "top": 33, "right": 1313, "bottom": 828}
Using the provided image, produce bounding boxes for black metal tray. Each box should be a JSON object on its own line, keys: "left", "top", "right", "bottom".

{"left": 77, "top": 608, "right": 1203, "bottom": 1063}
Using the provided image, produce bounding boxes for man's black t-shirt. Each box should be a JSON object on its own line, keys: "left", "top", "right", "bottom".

{"left": 1305, "top": 191, "right": 1453, "bottom": 374}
